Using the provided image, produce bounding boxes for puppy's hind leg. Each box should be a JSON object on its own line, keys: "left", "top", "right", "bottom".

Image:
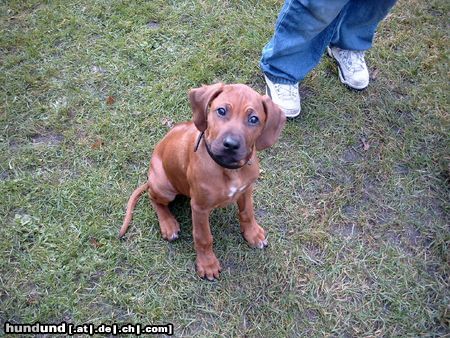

{"left": 148, "top": 157, "right": 181, "bottom": 241}
{"left": 149, "top": 194, "right": 181, "bottom": 241}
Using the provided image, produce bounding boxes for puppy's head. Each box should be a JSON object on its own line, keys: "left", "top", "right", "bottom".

{"left": 189, "top": 83, "right": 286, "bottom": 168}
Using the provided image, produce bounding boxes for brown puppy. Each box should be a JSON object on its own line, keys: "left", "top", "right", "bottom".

{"left": 119, "top": 83, "right": 285, "bottom": 280}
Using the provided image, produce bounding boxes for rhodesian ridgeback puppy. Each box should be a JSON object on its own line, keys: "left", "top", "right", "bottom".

{"left": 119, "top": 83, "right": 285, "bottom": 280}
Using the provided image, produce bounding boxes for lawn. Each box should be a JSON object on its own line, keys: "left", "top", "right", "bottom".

{"left": 1, "top": 0, "right": 448, "bottom": 336}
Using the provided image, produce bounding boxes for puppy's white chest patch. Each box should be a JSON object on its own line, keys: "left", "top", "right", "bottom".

{"left": 228, "top": 186, "right": 238, "bottom": 197}
{"left": 227, "top": 184, "right": 248, "bottom": 198}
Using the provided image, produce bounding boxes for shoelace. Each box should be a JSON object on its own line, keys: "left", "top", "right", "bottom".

{"left": 274, "top": 83, "right": 298, "bottom": 100}
{"left": 338, "top": 49, "right": 366, "bottom": 72}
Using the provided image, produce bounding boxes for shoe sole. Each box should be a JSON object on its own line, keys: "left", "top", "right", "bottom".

{"left": 327, "top": 47, "right": 368, "bottom": 91}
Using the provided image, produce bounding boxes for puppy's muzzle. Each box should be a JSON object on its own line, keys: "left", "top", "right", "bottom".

{"left": 205, "top": 133, "right": 251, "bottom": 169}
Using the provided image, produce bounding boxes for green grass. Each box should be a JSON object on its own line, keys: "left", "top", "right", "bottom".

{"left": 1, "top": 0, "right": 448, "bottom": 336}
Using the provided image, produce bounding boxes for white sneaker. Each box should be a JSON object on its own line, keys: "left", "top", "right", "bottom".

{"left": 327, "top": 46, "right": 369, "bottom": 90}
{"left": 264, "top": 74, "right": 301, "bottom": 118}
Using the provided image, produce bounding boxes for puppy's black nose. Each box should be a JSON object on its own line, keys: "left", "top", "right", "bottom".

{"left": 223, "top": 135, "right": 240, "bottom": 150}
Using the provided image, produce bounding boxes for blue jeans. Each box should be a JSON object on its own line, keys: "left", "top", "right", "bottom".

{"left": 261, "top": 0, "right": 397, "bottom": 84}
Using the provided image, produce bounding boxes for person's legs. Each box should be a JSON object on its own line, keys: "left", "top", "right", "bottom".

{"left": 330, "top": 0, "right": 397, "bottom": 51}
{"left": 327, "top": 0, "right": 397, "bottom": 89}
{"left": 261, "top": 0, "right": 350, "bottom": 117}
{"left": 261, "top": 0, "right": 350, "bottom": 84}
{"left": 261, "top": 0, "right": 397, "bottom": 114}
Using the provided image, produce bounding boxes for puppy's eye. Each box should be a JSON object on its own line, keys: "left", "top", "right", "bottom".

{"left": 217, "top": 107, "right": 226, "bottom": 116}
{"left": 248, "top": 116, "right": 259, "bottom": 125}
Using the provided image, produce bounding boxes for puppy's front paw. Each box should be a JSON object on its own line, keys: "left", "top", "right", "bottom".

{"left": 196, "top": 254, "right": 222, "bottom": 281}
{"left": 242, "top": 224, "right": 268, "bottom": 249}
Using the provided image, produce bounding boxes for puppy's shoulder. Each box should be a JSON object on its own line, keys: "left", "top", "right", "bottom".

{"left": 160, "top": 121, "right": 197, "bottom": 150}
{"left": 168, "top": 121, "right": 196, "bottom": 134}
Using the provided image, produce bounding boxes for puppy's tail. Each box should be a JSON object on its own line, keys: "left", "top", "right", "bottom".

{"left": 119, "top": 182, "right": 149, "bottom": 238}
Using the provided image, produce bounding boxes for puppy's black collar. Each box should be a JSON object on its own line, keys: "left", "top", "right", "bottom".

{"left": 194, "top": 131, "right": 205, "bottom": 152}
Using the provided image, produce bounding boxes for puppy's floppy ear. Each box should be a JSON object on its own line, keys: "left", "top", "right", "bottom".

{"left": 189, "top": 83, "right": 224, "bottom": 132}
{"left": 256, "top": 95, "right": 286, "bottom": 151}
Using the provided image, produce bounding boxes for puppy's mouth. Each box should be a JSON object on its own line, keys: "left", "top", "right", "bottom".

{"left": 204, "top": 140, "right": 251, "bottom": 170}
{"left": 208, "top": 151, "right": 245, "bottom": 169}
